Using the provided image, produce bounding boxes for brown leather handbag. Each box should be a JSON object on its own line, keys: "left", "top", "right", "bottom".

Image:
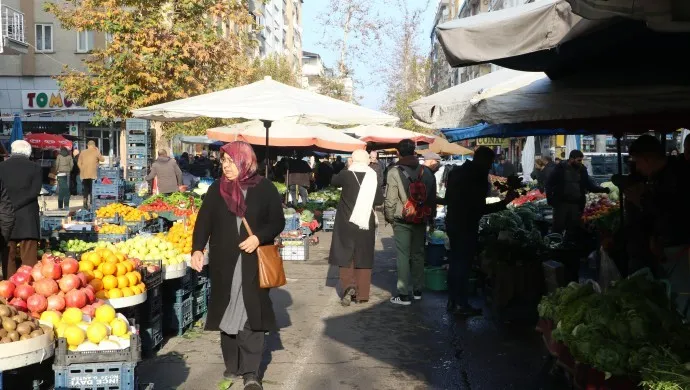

{"left": 242, "top": 218, "right": 286, "bottom": 288}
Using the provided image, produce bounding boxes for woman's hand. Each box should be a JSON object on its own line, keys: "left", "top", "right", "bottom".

{"left": 239, "top": 235, "right": 260, "bottom": 253}
{"left": 191, "top": 251, "right": 204, "bottom": 272}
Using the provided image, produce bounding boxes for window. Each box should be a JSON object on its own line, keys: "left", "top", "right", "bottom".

{"left": 35, "top": 24, "right": 53, "bottom": 52}
{"left": 77, "top": 30, "right": 95, "bottom": 53}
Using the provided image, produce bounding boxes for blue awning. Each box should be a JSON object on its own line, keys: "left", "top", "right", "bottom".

{"left": 441, "top": 123, "right": 609, "bottom": 142}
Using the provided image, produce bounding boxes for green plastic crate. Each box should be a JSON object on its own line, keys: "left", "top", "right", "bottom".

{"left": 424, "top": 267, "right": 448, "bottom": 291}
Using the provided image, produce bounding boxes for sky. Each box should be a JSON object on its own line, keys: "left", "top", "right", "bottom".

{"left": 301, "top": 1, "right": 438, "bottom": 111}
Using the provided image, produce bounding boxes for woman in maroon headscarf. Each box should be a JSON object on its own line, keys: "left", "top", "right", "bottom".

{"left": 191, "top": 141, "right": 284, "bottom": 390}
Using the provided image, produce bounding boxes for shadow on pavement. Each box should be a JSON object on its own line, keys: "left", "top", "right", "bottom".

{"left": 137, "top": 351, "right": 190, "bottom": 389}
{"left": 262, "top": 288, "right": 292, "bottom": 379}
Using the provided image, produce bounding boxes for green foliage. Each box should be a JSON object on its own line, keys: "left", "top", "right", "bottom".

{"left": 249, "top": 55, "right": 301, "bottom": 87}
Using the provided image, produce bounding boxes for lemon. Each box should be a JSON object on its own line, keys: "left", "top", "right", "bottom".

{"left": 64, "top": 325, "right": 86, "bottom": 347}
{"left": 86, "top": 322, "right": 108, "bottom": 344}
{"left": 62, "top": 308, "right": 83, "bottom": 325}
{"left": 55, "top": 322, "right": 69, "bottom": 338}
{"left": 40, "top": 311, "right": 62, "bottom": 327}
{"left": 94, "top": 305, "right": 116, "bottom": 324}
{"left": 110, "top": 319, "right": 128, "bottom": 337}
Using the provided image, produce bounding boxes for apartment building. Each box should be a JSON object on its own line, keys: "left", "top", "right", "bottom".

{"left": 302, "top": 51, "right": 353, "bottom": 102}
{"left": 249, "top": 0, "right": 303, "bottom": 70}
{"left": 1, "top": 0, "right": 28, "bottom": 55}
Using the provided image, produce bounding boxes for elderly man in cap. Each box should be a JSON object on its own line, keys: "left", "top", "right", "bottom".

{"left": 0, "top": 140, "right": 40, "bottom": 278}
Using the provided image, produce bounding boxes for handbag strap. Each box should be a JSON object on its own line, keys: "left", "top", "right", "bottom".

{"left": 241, "top": 217, "right": 254, "bottom": 236}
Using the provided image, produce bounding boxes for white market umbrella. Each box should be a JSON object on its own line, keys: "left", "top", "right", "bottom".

{"left": 341, "top": 125, "right": 436, "bottom": 145}
{"left": 565, "top": 135, "right": 579, "bottom": 157}
{"left": 521, "top": 136, "right": 536, "bottom": 183}
{"left": 207, "top": 118, "right": 366, "bottom": 152}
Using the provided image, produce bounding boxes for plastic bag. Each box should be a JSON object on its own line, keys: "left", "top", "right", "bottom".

{"left": 136, "top": 181, "right": 149, "bottom": 196}
{"left": 598, "top": 247, "right": 621, "bottom": 288}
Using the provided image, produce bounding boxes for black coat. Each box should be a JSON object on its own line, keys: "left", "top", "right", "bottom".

{"left": 192, "top": 178, "right": 285, "bottom": 332}
{"left": 328, "top": 170, "right": 384, "bottom": 269}
{"left": 0, "top": 179, "right": 15, "bottom": 245}
{"left": 0, "top": 156, "right": 42, "bottom": 240}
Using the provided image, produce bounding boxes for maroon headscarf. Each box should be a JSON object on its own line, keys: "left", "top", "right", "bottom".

{"left": 219, "top": 141, "right": 262, "bottom": 217}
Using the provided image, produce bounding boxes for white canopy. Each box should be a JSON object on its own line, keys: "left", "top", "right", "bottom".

{"left": 409, "top": 69, "right": 538, "bottom": 129}
{"left": 206, "top": 118, "right": 366, "bottom": 152}
{"left": 341, "top": 125, "right": 436, "bottom": 145}
{"left": 566, "top": 0, "right": 690, "bottom": 32}
{"left": 131, "top": 76, "right": 398, "bottom": 126}
{"left": 436, "top": 0, "right": 606, "bottom": 68}
{"left": 179, "top": 135, "right": 220, "bottom": 145}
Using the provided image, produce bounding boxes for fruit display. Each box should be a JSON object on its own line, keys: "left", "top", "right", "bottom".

{"left": 509, "top": 189, "right": 546, "bottom": 207}
{"left": 59, "top": 239, "right": 97, "bottom": 253}
{"left": 96, "top": 224, "right": 128, "bottom": 235}
{"left": 113, "top": 235, "right": 187, "bottom": 269}
{"left": 0, "top": 300, "right": 53, "bottom": 344}
{"left": 78, "top": 248, "right": 146, "bottom": 300}
{"left": 41, "top": 305, "right": 135, "bottom": 351}
{"left": 582, "top": 193, "right": 618, "bottom": 223}
{"left": 307, "top": 187, "right": 341, "bottom": 208}
{"left": 163, "top": 213, "right": 196, "bottom": 254}
{"left": 96, "top": 203, "right": 155, "bottom": 222}
{"left": 139, "top": 192, "right": 201, "bottom": 217}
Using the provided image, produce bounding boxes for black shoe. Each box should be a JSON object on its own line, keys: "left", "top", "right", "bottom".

{"left": 390, "top": 295, "right": 412, "bottom": 306}
{"left": 341, "top": 287, "right": 356, "bottom": 307}
{"left": 243, "top": 374, "right": 262, "bottom": 390}
{"left": 413, "top": 291, "right": 422, "bottom": 300}
{"left": 223, "top": 370, "right": 239, "bottom": 380}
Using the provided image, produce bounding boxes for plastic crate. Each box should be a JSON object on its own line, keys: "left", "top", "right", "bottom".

{"left": 190, "top": 266, "right": 209, "bottom": 287}
{"left": 98, "top": 167, "right": 122, "bottom": 181}
{"left": 53, "top": 361, "right": 137, "bottom": 390}
{"left": 41, "top": 216, "right": 64, "bottom": 232}
{"left": 140, "top": 314, "right": 163, "bottom": 353}
{"left": 59, "top": 231, "right": 98, "bottom": 243}
{"left": 164, "top": 296, "right": 193, "bottom": 335}
{"left": 127, "top": 146, "right": 148, "bottom": 156}
{"left": 92, "top": 198, "right": 119, "bottom": 212}
{"left": 192, "top": 286, "right": 207, "bottom": 318}
{"left": 138, "top": 260, "right": 163, "bottom": 290}
{"left": 323, "top": 219, "right": 335, "bottom": 232}
{"left": 322, "top": 210, "right": 336, "bottom": 220}
{"left": 126, "top": 170, "right": 147, "bottom": 180}
{"left": 73, "top": 210, "right": 94, "bottom": 222}
{"left": 96, "top": 233, "right": 130, "bottom": 243}
{"left": 283, "top": 214, "right": 300, "bottom": 232}
{"left": 280, "top": 238, "right": 308, "bottom": 261}
{"left": 93, "top": 184, "right": 125, "bottom": 198}
{"left": 163, "top": 272, "right": 192, "bottom": 299}
{"left": 127, "top": 133, "right": 148, "bottom": 143}
{"left": 55, "top": 334, "right": 141, "bottom": 366}
{"left": 126, "top": 119, "right": 149, "bottom": 131}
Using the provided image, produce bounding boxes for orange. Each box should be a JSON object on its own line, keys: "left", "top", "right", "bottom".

{"left": 87, "top": 252, "right": 102, "bottom": 266}
{"left": 130, "top": 285, "right": 141, "bottom": 295}
{"left": 93, "top": 270, "right": 104, "bottom": 280}
{"left": 137, "top": 283, "right": 146, "bottom": 292}
{"left": 95, "top": 290, "right": 109, "bottom": 300}
{"left": 79, "top": 260, "right": 94, "bottom": 273}
{"left": 102, "top": 275, "right": 118, "bottom": 290}
{"left": 116, "top": 253, "right": 126, "bottom": 263}
{"left": 115, "top": 263, "right": 127, "bottom": 276}
{"left": 80, "top": 252, "right": 89, "bottom": 262}
{"left": 125, "top": 273, "right": 138, "bottom": 287}
{"left": 121, "top": 287, "right": 134, "bottom": 297}
{"left": 108, "top": 288, "right": 123, "bottom": 299}
{"left": 131, "top": 271, "right": 142, "bottom": 284}
{"left": 106, "top": 254, "right": 119, "bottom": 264}
{"left": 100, "top": 249, "right": 113, "bottom": 259}
{"left": 102, "top": 263, "right": 116, "bottom": 276}
{"left": 89, "top": 279, "right": 104, "bottom": 292}
{"left": 124, "top": 261, "right": 134, "bottom": 273}
{"left": 116, "top": 275, "right": 129, "bottom": 289}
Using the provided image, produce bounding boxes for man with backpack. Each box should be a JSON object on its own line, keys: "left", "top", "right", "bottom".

{"left": 384, "top": 140, "right": 436, "bottom": 306}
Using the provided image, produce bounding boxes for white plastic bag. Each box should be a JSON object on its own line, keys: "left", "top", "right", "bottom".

{"left": 599, "top": 247, "right": 621, "bottom": 288}
{"left": 136, "top": 181, "right": 149, "bottom": 196}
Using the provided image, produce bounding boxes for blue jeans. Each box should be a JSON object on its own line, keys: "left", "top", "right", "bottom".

{"left": 447, "top": 231, "right": 478, "bottom": 306}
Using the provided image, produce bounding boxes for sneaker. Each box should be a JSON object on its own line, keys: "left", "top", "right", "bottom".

{"left": 243, "top": 374, "right": 262, "bottom": 390}
{"left": 390, "top": 295, "right": 412, "bottom": 306}
{"left": 413, "top": 291, "right": 422, "bottom": 300}
{"left": 341, "top": 287, "right": 356, "bottom": 307}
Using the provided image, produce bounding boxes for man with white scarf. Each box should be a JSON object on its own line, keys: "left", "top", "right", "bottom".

{"left": 327, "top": 150, "right": 384, "bottom": 306}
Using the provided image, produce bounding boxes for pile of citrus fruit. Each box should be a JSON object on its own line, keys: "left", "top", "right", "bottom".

{"left": 78, "top": 248, "right": 146, "bottom": 300}
{"left": 162, "top": 212, "right": 196, "bottom": 254}
{"left": 97, "top": 224, "right": 128, "bottom": 234}
{"left": 96, "top": 203, "right": 156, "bottom": 222}
{"left": 41, "top": 304, "right": 133, "bottom": 351}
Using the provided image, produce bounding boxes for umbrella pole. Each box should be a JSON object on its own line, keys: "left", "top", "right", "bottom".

{"left": 262, "top": 120, "right": 272, "bottom": 177}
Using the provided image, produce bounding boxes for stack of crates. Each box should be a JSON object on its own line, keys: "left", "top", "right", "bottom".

{"left": 280, "top": 237, "right": 309, "bottom": 261}
{"left": 53, "top": 333, "right": 141, "bottom": 390}
{"left": 191, "top": 266, "right": 210, "bottom": 321}
{"left": 93, "top": 166, "right": 124, "bottom": 212}
{"left": 322, "top": 210, "right": 336, "bottom": 232}
{"left": 119, "top": 262, "right": 163, "bottom": 356}
{"left": 125, "top": 119, "right": 152, "bottom": 183}
{"left": 162, "top": 273, "right": 194, "bottom": 336}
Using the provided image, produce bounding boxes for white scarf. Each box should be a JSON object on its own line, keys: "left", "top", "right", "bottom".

{"left": 348, "top": 163, "right": 378, "bottom": 230}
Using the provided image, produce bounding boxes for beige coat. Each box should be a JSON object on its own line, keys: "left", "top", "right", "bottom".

{"left": 55, "top": 154, "right": 73, "bottom": 175}
{"left": 77, "top": 146, "right": 104, "bottom": 180}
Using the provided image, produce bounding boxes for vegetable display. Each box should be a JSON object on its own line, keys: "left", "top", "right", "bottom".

{"left": 509, "top": 189, "right": 545, "bottom": 207}
{"left": 139, "top": 192, "right": 201, "bottom": 217}
{"left": 308, "top": 187, "right": 341, "bottom": 208}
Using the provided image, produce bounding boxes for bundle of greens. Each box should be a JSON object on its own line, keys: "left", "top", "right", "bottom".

{"left": 308, "top": 187, "right": 341, "bottom": 208}
{"left": 640, "top": 348, "right": 690, "bottom": 390}
{"left": 273, "top": 181, "right": 287, "bottom": 194}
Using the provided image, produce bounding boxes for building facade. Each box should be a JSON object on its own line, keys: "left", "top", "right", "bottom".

{"left": 301, "top": 51, "right": 353, "bottom": 102}
{"left": 249, "top": 0, "right": 303, "bottom": 70}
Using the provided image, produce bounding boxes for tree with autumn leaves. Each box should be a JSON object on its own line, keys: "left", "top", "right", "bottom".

{"left": 45, "top": 0, "right": 258, "bottom": 125}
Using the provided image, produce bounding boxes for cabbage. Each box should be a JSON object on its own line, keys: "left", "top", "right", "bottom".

{"left": 601, "top": 182, "right": 619, "bottom": 202}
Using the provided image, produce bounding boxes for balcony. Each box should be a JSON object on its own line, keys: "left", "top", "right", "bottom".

{"left": 1, "top": 2, "right": 28, "bottom": 55}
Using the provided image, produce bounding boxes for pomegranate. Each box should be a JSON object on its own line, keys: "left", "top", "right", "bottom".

{"left": 17, "top": 265, "right": 32, "bottom": 274}
{"left": 76, "top": 272, "right": 88, "bottom": 288}
{"left": 14, "top": 284, "right": 34, "bottom": 301}
{"left": 80, "top": 288, "right": 95, "bottom": 304}
{"left": 41, "top": 253, "right": 55, "bottom": 263}
{"left": 34, "top": 278, "right": 59, "bottom": 298}
{"left": 65, "top": 289, "right": 87, "bottom": 309}
{"left": 61, "top": 258, "right": 79, "bottom": 275}
{"left": 46, "top": 295, "right": 65, "bottom": 311}
{"left": 10, "top": 271, "right": 31, "bottom": 286}
{"left": 58, "top": 274, "right": 81, "bottom": 293}
{"left": 81, "top": 305, "right": 95, "bottom": 318}
{"left": 31, "top": 263, "right": 44, "bottom": 281}
{"left": 92, "top": 299, "right": 105, "bottom": 308}
{"left": 27, "top": 294, "right": 48, "bottom": 313}
{"left": 9, "top": 297, "right": 27, "bottom": 312}
{"left": 41, "top": 261, "right": 62, "bottom": 280}
{"left": 0, "top": 281, "right": 15, "bottom": 299}
{"left": 57, "top": 291, "right": 65, "bottom": 298}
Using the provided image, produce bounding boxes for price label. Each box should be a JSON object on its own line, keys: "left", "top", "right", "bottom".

{"left": 70, "top": 374, "right": 120, "bottom": 387}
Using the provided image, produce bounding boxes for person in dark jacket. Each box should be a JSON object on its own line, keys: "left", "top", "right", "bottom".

{"left": 368, "top": 151, "right": 384, "bottom": 189}
{"left": 146, "top": 150, "right": 183, "bottom": 195}
{"left": 315, "top": 158, "right": 334, "bottom": 189}
{"left": 54, "top": 147, "right": 74, "bottom": 210}
{"left": 191, "top": 141, "right": 284, "bottom": 390}
{"left": 287, "top": 154, "right": 312, "bottom": 205}
{"left": 332, "top": 156, "right": 345, "bottom": 175}
{"left": 0, "top": 176, "right": 14, "bottom": 276}
{"left": 0, "top": 140, "right": 42, "bottom": 279}
{"left": 539, "top": 156, "right": 557, "bottom": 193}
{"left": 70, "top": 149, "right": 81, "bottom": 196}
{"left": 329, "top": 150, "right": 384, "bottom": 306}
{"left": 545, "top": 150, "right": 609, "bottom": 234}
{"left": 444, "top": 147, "right": 517, "bottom": 315}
